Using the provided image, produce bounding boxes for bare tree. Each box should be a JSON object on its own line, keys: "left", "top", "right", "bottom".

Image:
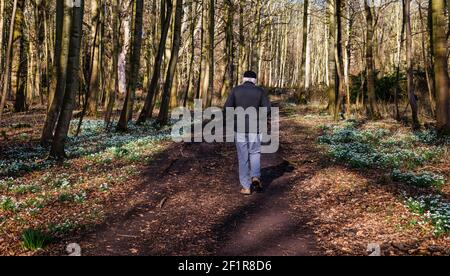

{"left": 158, "top": 0, "right": 184, "bottom": 125}
{"left": 51, "top": 0, "right": 85, "bottom": 158}
{"left": 138, "top": 0, "right": 173, "bottom": 124}
{"left": 41, "top": 0, "right": 72, "bottom": 144}
{"left": 0, "top": 0, "right": 19, "bottom": 120}
{"left": 364, "top": 0, "right": 380, "bottom": 119}
{"left": 117, "top": 0, "right": 144, "bottom": 131}
{"left": 404, "top": 0, "right": 419, "bottom": 129}
{"left": 431, "top": 0, "right": 450, "bottom": 134}
{"left": 104, "top": 0, "right": 121, "bottom": 128}
{"left": 86, "top": 0, "right": 101, "bottom": 116}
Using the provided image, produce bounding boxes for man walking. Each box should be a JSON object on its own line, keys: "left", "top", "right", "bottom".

{"left": 224, "top": 71, "right": 271, "bottom": 195}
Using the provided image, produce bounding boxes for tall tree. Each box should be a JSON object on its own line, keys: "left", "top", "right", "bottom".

{"left": 158, "top": 0, "right": 184, "bottom": 125}
{"left": 183, "top": 0, "right": 198, "bottom": 106}
{"left": 394, "top": 1, "right": 405, "bottom": 121}
{"left": 252, "top": 0, "right": 262, "bottom": 73}
{"left": 105, "top": 0, "right": 121, "bottom": 127}
{"left": 418, "top": 1, "right": 434, "bottom": 117}
{"left": 199, "top": 0, "right": 210, "bottom": 107}
{"left": 298, "top": 0, "right": 309, "bottom": 103}
{"left": 118, "top": 2, "right": 131, "bottom": 98}
{"left": 343, "top": 1, "right": 352, "bottom": 116}
{"left": 86, "top": 0, "right": 101, "bottom": 116}
{"left": 327, "top": 0, "right": 337, "bottom": 116}
{"left": 0, "top": 0, "right": 19, "bottom": 120}
{"left": 404, "top": 0, "right": 419, "bottom": 129}
{"left": 41, "top": 0, "right": 72, "bottom": 144}
{"left": 237, "top": 0, "right": 245, "bottom": 84}
{"left": 219, "top": 0, "right": 235, "bottom": 100}
{"left": 206, "top": 0, "right": 214, "bottom": 107}
{"left": 431, "top": 0, "right": 450, "bottom": 134}
{"left": 137, "top": 0, "right": 173, "bottom": 124}
{"left": 50, "top": 0, "right": 85, "bottom": 158}
{"left": 47, "top": 0, "right": 64, "bottom": 111}
{"left": 364, "top": 0, "right": 380, "bottom": 119}
{"left": 0, "top": 0, "right": 5, "bottom": 76}
{"left": 304, "top": 1, "right": 312, "bottom": 91}
{"left": 334, "top": 0, "right": 345, "bottom": 121}
{"left": 117, "top": 0, "right": 144, "bottom": 131}
{"left": 12, "top": 0, "right": 27, "bottom": 113}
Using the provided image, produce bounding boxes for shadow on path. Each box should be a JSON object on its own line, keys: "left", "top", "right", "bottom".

{"left": 55, "top": 114, "right": 322, "bottom": 256}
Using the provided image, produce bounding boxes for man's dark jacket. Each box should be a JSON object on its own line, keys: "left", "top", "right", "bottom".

{"left": 224, "top": 82, "right": 271, "bottom": 133}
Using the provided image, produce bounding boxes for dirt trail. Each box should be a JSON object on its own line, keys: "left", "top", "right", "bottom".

{"left": 58, "top": 110, "right": 322, "bottom": 256}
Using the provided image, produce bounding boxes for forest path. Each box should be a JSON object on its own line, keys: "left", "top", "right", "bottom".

{"left": 59, "top": 108, "right": 323, "bottom": 256}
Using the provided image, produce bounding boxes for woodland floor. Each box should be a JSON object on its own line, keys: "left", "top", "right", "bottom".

{"left": 0, "top": 100, "right": 449, "bottom": 256}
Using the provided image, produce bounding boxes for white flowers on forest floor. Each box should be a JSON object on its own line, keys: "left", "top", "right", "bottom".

{"left": 317, "top": 119, "right": 449, "bottom": 235}
{"left": 0, "top": 119, "right": 173, "bottom": 251}
{"left": 0, "top": 119, "right": 172, "bottom": 177}
{"left": 405, "top": 195, "right": 450, "bottom": 236}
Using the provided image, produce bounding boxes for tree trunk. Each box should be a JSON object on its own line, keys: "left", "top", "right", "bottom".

{"left": 50, "top": 0, "right": 85, "bottom": 158}
{"left": 86, "top": 0, "right": 101, "bottom": 116}
{"left": 199, "top": 0, "right": 210, "bottom": 107}
{"left": 183, "top": 0, "right": 197, "bottom": 107}
{"left": 327, "top": 0, "right": 337, "bottom": 115}
{"left": 13, "top": 0, "right": 27, "bottom": 113}
{"left": 43, "top": 7, "right": 50, "bottom": 103}
{"left": 304, "top": 2, "right": 312, "bottom": 91}
{"left": 105, "top": 0, "right": 121, "bottom": 128}
{"left": 169, "top": 69, "right": 179, "bottom": 109}
{"left": 364, "top": 0, "right": 380, "bottom": 119}
{"left": 0, "top": 0, "right": 18, "bottom": 120}
{"left": 0, "top": 0, "right": 5, "bottom": 76}
{"left": 394, "top": 1, "right": 404, "bottom": 121}
{"left": 41, "top": 0, "right": 72, "bottom": 144}
{"left": 47, "top": 0, "right": 64, "bottom": 111}
{"left": 158, "top": 0, "right": 183, "bottom": 126}
{"left": 299, "top": 0, "right": 309, "bottom": 94}
{"left": 195, "top": 3, "right": 204, "bottom": 99}
{"left": 418, "top": 1, "right": 435, "bottom": 117}
{"left": 118, "top": 5, "right": 131, "bottom": 97}
{"left": 219, "top": 0, "right": 234, "bottom": 100}
{"left": 137, "top": 0, "right": 173, "bottom": 124}
{"left": 237, "top": 0, "right": 245, "bottom": 84}
{"left": 206, "top": 0, "right": 214, "bottom": 107}
{"left": 334, "top": 0, "right": 346, "bottom": 121}
{"left": 344, "top": 1, "right": 351, "bottom": 116}
{"left": 404, "top": 0, "right": 420, "bottom": 129}
{"left": 432, "top": 0, "right": 450, "bottom": 134}
{"left": 117, "top": 0, "right": 144, "bottom": 131}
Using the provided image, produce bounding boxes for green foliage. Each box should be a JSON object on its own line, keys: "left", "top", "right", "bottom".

{"left": 52, "top": 177, "right": 71, "bottom": 189}
{"left": 0, "top": 196, "right": 18, "bottom": 211}
{"left": 414, "top": 129, "right": 450, "bottom": 145}
{"left": 48, "top": 220, "right": 77, "bottom": 237}
{"left": 58, "top": 191, "right": 87, "bottom": 203}
{"left": 99, "top": 183, "right": 109, "bottom": 192}
{"left": 73, "top": 191, "right": 87, "bottom": 203}
{"left": 0, "top": 119, "right": 171, "bottom": 178}
{"left": 58, "top": 193, "right": 73, "bottom": 203}
{"left": 0, "top": 178, "right": 15, "bottom": 191}
{"left": 21, "top": 229, "right": 51, "bottom": 251}
{"left": 23, "top": 197, "right": 46, "bottom": 209}
{"left": 112, "top": 146, "right": 130, "bottom": 158}
{"left": 318, "top": 121, "right": 446, "bottom": 187}
{"left": 349, "top": 72, "right": 405, "bottom": 103}
{"left": 10, "top": 184, "right": 40, "bottom": 195}
{"left": 375, "top": 73, "right": 404, "bottom": 102}
{"left": 392, "top": 170, "right": 446, "bottom": 188}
